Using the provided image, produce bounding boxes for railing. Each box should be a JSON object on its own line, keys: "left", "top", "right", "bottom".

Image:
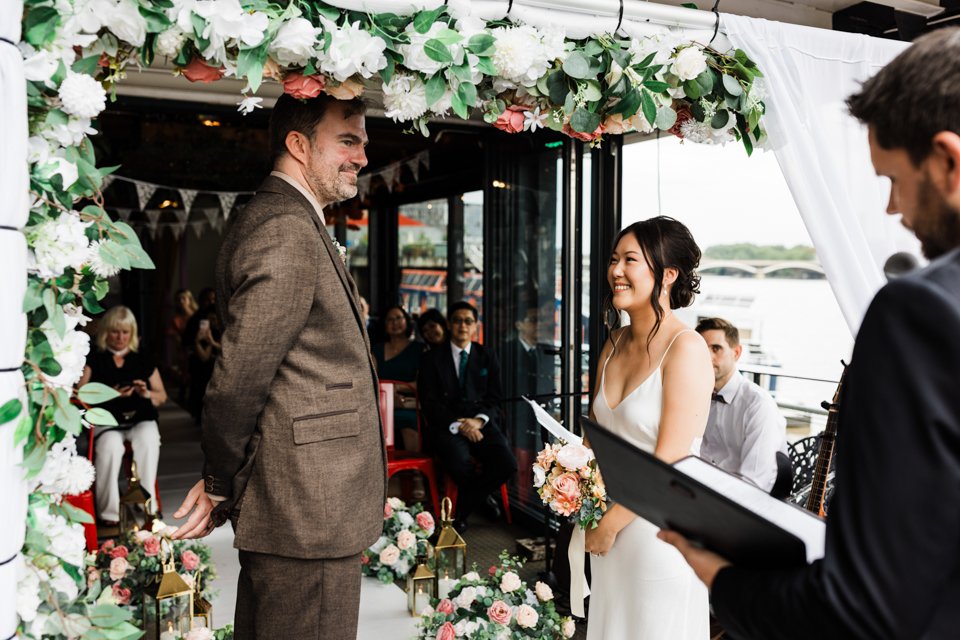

{"left": 739, "top": 364, "right": 838, "bottom": 437}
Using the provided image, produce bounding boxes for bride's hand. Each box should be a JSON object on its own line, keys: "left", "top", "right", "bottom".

{"left": 584, "top": 519, "right": 617, "bottom": 556}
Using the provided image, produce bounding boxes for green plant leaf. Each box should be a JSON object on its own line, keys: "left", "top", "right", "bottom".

{"left": 0, "top": 399, "right": 21, "bottom": 425}
{"left": 98, "top": 240, "right": 130, "bottom": 269}
{"left": 475, "top": 56, "right": 496, "bottom": 76}
{"left": 84, "top": 407, "right": 118, "bottom": 427}
{"left": 583, "top": 40, "right": 603, "bottom": 56}
{"left": 60, "top": 500, "right": 94, "bottom": 525}
{"left": 722, "top": 73, "right": 743, "bottom": 96}
{"left": 455, "top": 82, "right": 476, "bottom": 115}
{"left": 122, "top": 243, "right": 156, "bottom": 269}
{"left": 562, "top": 52, "right": 599, "bottom": 80}
{"left": 681, "top": 2, "right": 699, "bottom": 7}
{"left": 608, "top": 88, "right": 640, "bottom": 117}
{"left": 433, "top": 27, "right": 463, "bottom": 46}
{"left": 695, "top": 69, "right": 715, "bottom": 94}
{"left": 24, "top": 6, "right": 60, "bottom": 46}
{"left": 569, "top": 108, "right": 601, "bottom": 133}
{"left": 711, "top": 109, "right": 730, "bottom": 129}
{"left": 466, "top": 33, "right": 495, "bottom": 55}
{"left": 546, "top": 71, "right": 569, "bottom": 105}
{"left": 642, "top": 80, "right": 670, "bottom": 93}
{"left": 71, "top": 55, "right": 101, "bottom": 76}
{"left": 450, "top": 90, "right": 468, "bottom": 119}
{"left": 54, "top": 401, "right": 83, "bottom": 435}
{"left": 110, "top": 220, "right": 139, "bottom": 246}
{"left": 582, "top": 80, "right": 602, "bottom": 102}
{"left": 237, "top": 43, "right": 268, "bottom": 93}
{"left": 21, "top": 442, "right": 47, "bottom": 478}
{"left": 424, "top": 39, "right": 453, "bottom": 64}
{"left": 655, "top": 106, "right": 678, "bottom": 130}
{"left": 78, "top": 382, "right": 121, "bottom": 405}
{"left": 640, "top": 89, "right": 657, "bottom": 126}
{"left": 23, "top": 281, "right": 44, "bottom": 313}
{"left": 683, "top": 79, "right": 701, "bottom": 100}
{"left": 413, "top": 7, "right": 444, "bottom": 34}
{"left": 138, "top": 2, "right": 172, "bottom": 32}
{"left": 425, "top": 73, "right": 446, "bottom": 107}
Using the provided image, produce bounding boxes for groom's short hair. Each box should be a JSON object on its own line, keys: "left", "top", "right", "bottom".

{"left": 269, "top": 93, "right": 365, "bottom": 164}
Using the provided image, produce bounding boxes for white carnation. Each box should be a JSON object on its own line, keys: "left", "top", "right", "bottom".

{"left": 36, "top": 436, "right": 96, "bottom": 496}
{"left": 269, "top": 17, "right": 321, "bottom": 67}
{"left": 319, "top": 19, "right": 387, "bottom": 81}
{"left": 155, "top": 27, "right": 187, "bottom": 58}
{"left": 88, "top": 240, "right": 121, "bottom": 278}
{"left": 105, "top": 0, "right": 148, "bottom": 47}
{"left": 42, "top": 328, "right": 91, "bottom": 389}
{"left": 382, "top": 73, "right": 428, "bottom": 122}
{"left": 671, "top": 46, "right": 708, "bottom": 82}
{"left": 400, "top": 22, "right": 454, "bottom": 76}
{"left": 58, "top": 72, "right": 107, "bottom": 119}
{"left": 29, "top": 211, "right": 92, "bottom": 279}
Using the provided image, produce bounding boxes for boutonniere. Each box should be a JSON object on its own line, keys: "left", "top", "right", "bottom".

{"left": 332, "top": 238, "right": 347, "bottom": 265}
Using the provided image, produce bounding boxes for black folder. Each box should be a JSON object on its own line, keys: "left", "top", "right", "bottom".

{"left": 581, "top": 416, "right": 824, "bottom": 568}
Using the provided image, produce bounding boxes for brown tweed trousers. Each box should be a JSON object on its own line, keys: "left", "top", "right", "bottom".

{"left": 200, "top": 175, "right": 386, "bottom": 638}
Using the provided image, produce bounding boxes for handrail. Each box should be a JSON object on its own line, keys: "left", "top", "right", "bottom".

{"left": 738, "top": 363, "right": 839, "bottom": 385}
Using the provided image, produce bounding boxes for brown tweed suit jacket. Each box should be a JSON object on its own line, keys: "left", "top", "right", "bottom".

{"left": 200, "top": 175, "right": 386, "bottom": 559}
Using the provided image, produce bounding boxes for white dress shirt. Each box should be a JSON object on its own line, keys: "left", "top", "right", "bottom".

{"left": 700, "top": 371, "right": 787, "bottom": 492}
{"left": 270, "top": 170, "right": 326, "bottom": 225}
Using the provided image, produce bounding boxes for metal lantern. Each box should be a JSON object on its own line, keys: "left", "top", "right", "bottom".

{"left": 143, "top": 544, "right": 194, "bottom": 640}
{"left": 119, "top": 461, "right": 154, "bottom": 534}
{"left": 192, "top": 570, "right": 212, "bottom": 629}
{"left": 434, "top": 497, "right": 466, "bottom": 586}
{"left": 407, "top": 545, "right": 436, "bottom": 616}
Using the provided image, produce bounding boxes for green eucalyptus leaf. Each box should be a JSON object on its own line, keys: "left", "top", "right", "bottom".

{"left": 683, "top": 79, "right": 701, "bottom": 100}
{"left": 563, "top": 91, "right": 576, "bottom": 116}
{"left": 569, "top": 108, "right": 601, "bottom": 133}
{"left": 722, "top": 73, "right": 743, "bottom": 96}
{"left": 562, "top": 52, "right": 593, "bottom": 80}
{"left": 655, "top": 106, "right": 678, "bottom": 130}
{"left": 84, "top": 407, "right": 118, "bottom": 427}
{"left": 695, "top": 69, "right": 714, "bottom": 94}
{"left": 49, "top": 302, "right": 66, "bottom": 338}
{"left": 413, "top": 7, "right": 444, "bottom": 34}
{"left": 0, "top": 399, "right": 22, "bottom": 425}
{"left": 583, "top": 41, "right": 603, "bottom": 56}
{"left": 609, "top": 48, "right": 631, "bottom": 69}
{"left": 582, "top": 80, "right": 602, "bottom": 102}
{"left": 424, "top": 39, "right": 453, "bottom": 64}
{"left": 466, "top": 33, "right": 495, "bottom": 55}
{"left": 71, "top": 55, "right": 101, "bottom": 76}
{"left": 546, "top": 71, "right": 569, "bottom": 105}
{"left": 425, "top": 73, "right": 446, "bottom": 107}
{"left": 690, "top": 101, "right": 705, "bottom": 122}
{"left": 78, "top": 382, "right": 121, "bottom": 405}
{"left": 54, "top": 402, "right": 82, "bottom": 435}
{"left": 640, "top": 89, "right": 657, "bottom": 127}
{"left": 711, "top": 109, "right": 730, "bottom": 129}
{"left": 608, "top": 88, "right": 640, "bottom": 117}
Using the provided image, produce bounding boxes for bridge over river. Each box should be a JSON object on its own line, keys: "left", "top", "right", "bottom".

{"left": 699, "top": 259, "right": 825, "bottom": 279}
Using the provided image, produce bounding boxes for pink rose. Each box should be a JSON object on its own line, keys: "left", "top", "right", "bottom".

{"left": 487, "top": 600, "right": 512, "bottom": 626}
{"left": 516, "top": 604, "right": 539, "bottom": 628}
{"left": 325, "top": 78, "right": 365, "bottom": 100}
{"left": 109, "top": 545, "right": 129, "bottom": 559}
{"left": 99, "top": 539, "right": 115, "bottom": 554}
{"left": 549, "top": 471, "right": 582, "bottom": 516}
{"left": 283, "top": 72, "right": 325, "bottom": 99}
{"left": 181, "top": 550, "right": 200, "bottom": 571}
{"left": 142, "top": 536, "right": 161, "bottom": 557}
{"left": 181, "top": 57, "right": 225, "bottom": 83}
{"left": 384, "top": 502, "right": 393, "bottom": 519}
{"left": 535, "top": 580, "right": 554, "bottom": 601}
{"left": 562, "top": 122, "right": 605, "bottom": 142}
{"left": 494, "top": 105, "right": 526, "bottom": 134}
{"left": 379, "top": 544, "right": 400, "bottom": 566}
{"left": 563, "top": 619, "right": 577, "bottom": 637}
{"left": 111, "top": 582, "right": 132, "bottom": 605}
{"left": 109, "top": 557, "right": 129, "bottom": 581}
{"left": 500, "top": 571, "right": 521, "bottom": 593}
{"left": 536, "top": 446, "right": 557, "bottom": 468}
{"left": 415, "top": 511, "right": 435, "bottom": 533}
{"left": 436, "top": 598, "right": 455, "bottom": 615}
{"left": 488, "top": 565, "right": 498, "bottom": 576}
{"left": 435, "top": 622, "right": 456, "bottom": 640}
{"left": 360, "top": 553, "right": 371, "bottom": 565}
{"left": 396, "top": 529, "right": 416, "bottom": 551}
{"left": 86, "top": 567, "right": 99, "bottom": 587}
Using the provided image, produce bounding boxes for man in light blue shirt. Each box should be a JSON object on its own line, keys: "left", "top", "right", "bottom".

{"left": 696, "top": 317, "right": 787, "bottom": 492}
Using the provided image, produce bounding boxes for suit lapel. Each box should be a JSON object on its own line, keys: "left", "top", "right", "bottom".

{"left": 440, "top": 343, "right": 459, "bottom": 395}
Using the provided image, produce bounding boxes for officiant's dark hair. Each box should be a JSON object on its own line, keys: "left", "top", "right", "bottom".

{"left": 605, "top": 216, "right": 701, "bottom": 351}
{"left": 847, "top": 27, "right": 960, "bottom": 166}
{"left": 269, "top": 94, "right": 366, "bottom": 164}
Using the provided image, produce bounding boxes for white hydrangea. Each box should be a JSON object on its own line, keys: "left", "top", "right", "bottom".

{"left": 42, "top": 116, "right": 97, "bottom": 148}
{"left": 87, "top": 240, "right": 121, "bottom": 278}
{"left": 671, "top": 46, "right": 708, "bottom": 81}
{"left": 35, "top": 436, "right": 96, "bottom": 496}
{"left": 29, "top": 211, "right": 92, "bottom": 279}
{"left": 400, "top": 21, "right": 455, "bottom": 76}
{"left": 269, "top": 17, "right": 321, "bottom": 67}
{"left": 33, "top": 502, "right": 87, "bottom": 567}
{"left": 16, "top": 558, "right": 42, "bottom": 623}
{"left": 49, "top": 564, "right": 80, "bottom": 600}
{"left": 58, "top": 72, "right": 107, "bottom": 119}
{"left": 42, "top": 327, "right": 91, "bottom": 389}
{"left": 319, "top": 19, "right": 387, "bottom": 81}
{"left": 382, "top": 73, "right": 428, "bottom": 122}
{"left": 194, "top": 0, "right": 268, "bottom": 64}
{"left": 628, "top": 31, "right": 680, "bottom": 67}
{"left": 491, "top": 25, "right": 558, "bottom": 86}
{"left": 155, "top": 26, "right": 187, "bottom": 58}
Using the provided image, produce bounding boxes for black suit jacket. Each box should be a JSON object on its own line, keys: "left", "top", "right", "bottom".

{"left": 418, "top": 342, "right": 504, "bottom": 445}
{"left": 712, "top": 248, "right": 960, "bottom": 639}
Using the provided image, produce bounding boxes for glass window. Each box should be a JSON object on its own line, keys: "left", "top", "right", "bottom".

{"left": 398, "top": 199, "right": 448, "bottom": 315}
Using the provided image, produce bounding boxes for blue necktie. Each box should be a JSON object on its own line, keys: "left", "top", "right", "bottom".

{"left": 458, "top": 350, "right": 469, "bottom": 388}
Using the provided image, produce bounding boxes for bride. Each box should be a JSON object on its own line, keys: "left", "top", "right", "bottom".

{"left": 584, "top": 216, "right": 714, "bottom": 639}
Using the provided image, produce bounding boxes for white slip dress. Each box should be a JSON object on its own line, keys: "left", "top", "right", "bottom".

{"left": 586, "top": 329, "right": 710, "bottom": 640}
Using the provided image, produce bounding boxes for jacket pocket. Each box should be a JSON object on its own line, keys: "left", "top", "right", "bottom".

{"left": 292, "top": 409, "right": 360, "bottom": 444}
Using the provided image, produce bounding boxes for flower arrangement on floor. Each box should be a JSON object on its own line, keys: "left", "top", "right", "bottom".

{"left": 416, "top": 552, "right": 576, "bottom": 640}
{"left": 362, "top": 498, "right": 436, "bottom": 584}
{"left": 534, "top": 441, "right": 608, "bottom": 529}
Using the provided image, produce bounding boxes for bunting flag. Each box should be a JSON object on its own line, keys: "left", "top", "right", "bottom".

{"left": 178, "top": 188, "right": 198, "bottom": 213}
{"left": 217, "top": 192, "right": 237, "bottom": 219}
{"left": 114, "top": 208, "right": 132, "bottom": 221}
{"left": 145, "top": 218, "right": 160, "bottom": 239}
{"left": 144, "top": 209, "right": 161, "bottom": 225}
{"left": 407, "top": 157, "right": 420, "bottom": 182}
{"left": 419, "top": 149, "right": 430, "bottom": 171}
{"left": 173, "top": 209, "right": 189, "bottom": 223}
{"left": 135, "top": 181, "right": 157, "bottom": 211}
{"left": 382, "top": 163, "right": 399, "bottom": 192}
{"left": 357, "top": 175, "right": 372, "bottom": 200}
{"left": 202, "top": 207, "right": 219, "bottom": 227}
{"left": 101, "top": 174, "right": 116, "bottom": 191}
{"left": 170, "top": 220, "right": 187, "bottom": 241}
{"left": 190, "top": 221, "right": 206, "bottom": 239}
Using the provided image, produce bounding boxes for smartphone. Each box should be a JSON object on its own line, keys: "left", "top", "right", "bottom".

{"left": 199, "top": 319, "right": 210, "bottom": 331}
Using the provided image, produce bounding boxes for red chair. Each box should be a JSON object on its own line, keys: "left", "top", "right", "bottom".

{"left": 381, "top": 380, "right": 441, "bottom": 516}
{"left": 442, "top": 477, "right": 513, "bottom": 525}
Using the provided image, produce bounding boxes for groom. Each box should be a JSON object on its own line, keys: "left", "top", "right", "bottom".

{"left": 172, "top": 94, "right": 386, "bottom": 640}
{"left": 662, "top": 28, "right": 960, "bottom": 639}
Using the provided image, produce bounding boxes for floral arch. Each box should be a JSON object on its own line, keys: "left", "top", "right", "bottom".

{"left": 4, "top": 0, "right": 766, "bottom": 637}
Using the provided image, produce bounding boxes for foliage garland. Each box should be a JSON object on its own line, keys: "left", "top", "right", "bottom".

{"left": 10, "top": 1, "right": 769, "bottom": 637}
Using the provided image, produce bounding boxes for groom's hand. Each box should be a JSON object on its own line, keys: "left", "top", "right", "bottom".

{"left": 171, "top": 479, "right": 222, "bottom": 540}
{"left": 657, "top": 530, "right": 731, "bottom": 590}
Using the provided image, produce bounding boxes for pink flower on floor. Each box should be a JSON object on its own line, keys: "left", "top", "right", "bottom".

{"left": 109, "top": 545, "right": 128, "bottom": 559}
{"left": 396, "top": 529, "right": 416, "bottom": 551}
{"left": 111, "top": 582, "right": 131, "bottom": 605}
{"left": 415, "top": 511, "right": 434, "bottom": 533}
{"left": 181, "top": 550, "right": 200, "bottom": 571}
{"left": 109, "top": 557, "right": 129, "bottom": 581}
{"left": 516, "top": 604, "right": 539, "bottom": 628}
{"left": 487, "top": 600, "right": 512, "bottom": 626}
{"left": 549, "top": 472, "right": 581, "bottom": 516}
{"left": 142, "top": 536, "right": 161, "bottom": 557}
{"left": 99, "top": 539, "right": 115, "bottom": 553}
{"left": 384, "top": 502, "right": 394, "bottom": 519}
{"left": 436, "top": 598, "right": 455, "bottom": 615}
{"left": 283, "top": 72, "right": 325, "bottom": 99}
{"left": 435, "top": 622, "right": 456, "bottom": 640}
{"left": 379, "top": 544, "right": 400, "bottom": 566}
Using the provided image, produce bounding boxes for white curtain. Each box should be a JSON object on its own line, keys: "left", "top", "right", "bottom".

{"left": 0, "top": 0, "right": 28, "bottom": 637}
{"left": 722, "top": 15, "right": 916, "bottom": 334}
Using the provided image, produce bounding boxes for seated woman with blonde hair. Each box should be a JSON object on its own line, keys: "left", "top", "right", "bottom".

{"left": 78, "top": 305, "right": 167, "bottom": 525}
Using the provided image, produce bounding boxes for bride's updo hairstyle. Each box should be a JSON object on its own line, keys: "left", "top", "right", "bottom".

{"left": 605, "top": 215, "right": 702, "bottom": 348}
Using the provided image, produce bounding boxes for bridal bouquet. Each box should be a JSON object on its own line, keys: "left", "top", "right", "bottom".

{"left": 416, "top": 552, "right": 576, "bottom": 640}
{"left": 362, "top": 498, "right": 436, "bottom": 584}
{"left": 533, "top": 441, "right": 608, "bottom": 529}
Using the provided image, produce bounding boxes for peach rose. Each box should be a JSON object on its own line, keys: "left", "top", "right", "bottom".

{"left": 181, "top": 550, "right": 200, "bottom": 571}
{"left": 500, "top": 571, "right": 521, "bottom": 593}
{"left": 494, "top": 105, "right": 526, "bottom": 134}
{"left": 384, "top": 502, "right": 393, "bottom": 519}
{"left": 563, "top": 619, "right": 577, "bottom": 637}
{"left": 536, "top": 446, "right": 557, "bottom": 468}
{"left": 109, "top": 557, "right": 129, "bottom": 581}
{"left": 142, "top": 536, "right": 161, "bottom": 557}
{"left": 181, "top": 57, "right": 225, "bottom": 83}
{"left": 435, "top": 622, "right": 456, "bottom": 640}
{"left": 415, "top": 511, "right": 435, "bottom": 533}
{"left": 487, "top": 600, "right": 512, "bottom": 625}
{"left": 111, "top": 582, "right": 132, "bottom": 605}
{"left": 549, "top": 471, "right": 581, "bottom": 516}
{"left": 397, "top": 529, "right": 416, "bottom": 551}
{"left": 86, "top": 567, "right": 99, "bottom": 587}
{"left": 262, "top": 57, "right": 281, "bottom": 80}
{"left": 516, "top": 604, "right": 539, "bottom": 628}
{"left": 325, "top": 78, "right": 364, "bottom": 100}
{"left": 134, "top": 529, "right": 152, "bottom": 542}
{"left": 283, "top": 72, "right": 325, "bottom": 99}
{"left": 562, "top": 122, "right": 605, "bottom": 142}
{"left": 436, "top": 598, "right": 455, "bottom": 615}
{"left": 379, "top": 544, "right": 400, "bottom": 566}
{"left": 108, "top": 544, "right": 128, "bottom": 559}
{"left": 534, "top": 580, "right": 554, "bottom": 601}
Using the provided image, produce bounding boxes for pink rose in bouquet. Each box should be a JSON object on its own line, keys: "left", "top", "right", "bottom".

{"left": 109, "top": 545, "right": 129, "bottom": 559}
{"left": 112, "top": 583, "right": 132, "bottom": 605}
{"left": 384, "top": 502, "right": 394, "bottom": 519}
{"left": 283, "top": 72, "right": 325, "bottom": 99}
{"left": 549, "top": 472, "right": 582, "bottom": 516}
{"left": 181, "top": 550, "right": 200, "bottom": 571}
{"left": 435, "top": 622, "right": 456, "bottom": 640}
{"left": 487, "top": 600, "right": 512, "bottom": 625}
{"left": 436, "top": 598, "right": 455, "bottom": 615}
{"left": 494, "top": 105, "right": 526, "bottom": 134}
{"left": 557, "top": 443, "right": 592, "bottom": 470}
{"left": 109, "top": 557, "right": 129, "bottom": 581}
{"left": 516, "top": 604, "right": 540, "bottom": 628}
{"left": 181, "top": 58, "right": 225, "bottom": 83}
{"left": 397, "top": 529, "right": 416, "bottom": 551}
{"left": 536, "top": 445, "right": 558, "bottom": 468}
{"left": 142, "top": 536, "right": 161, "bottom": 557}
{"left": 415, "top": 511, "right": 435, "bottom": 533}
{"left": 379, "top": 544, "right": 400, "bottom": 566}
{"left": 100, "top": 539, "right": 115, "bottom": 553}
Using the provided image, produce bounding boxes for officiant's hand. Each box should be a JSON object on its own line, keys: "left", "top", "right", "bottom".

{"left": 171, "top": 479, "right": 222, "bottom": 540}
{"left": 657, "top": 530, "right": 731, "bottom": 590}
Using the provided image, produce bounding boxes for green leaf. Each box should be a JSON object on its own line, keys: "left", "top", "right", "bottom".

{"left": 42, "top": 288, "right": 56, "bottom": 322}
{"left": 54, "top": 401, "right": 82, "bottom": 435}
{"left": 23, "top": 281, "right": 44, "bottom": 313}
{"left": 82, "top": 290, "right": 105, "bottom": 314}
{"left": 583, "top": 41, "right": 603, "bottom": 56}
{"left": 139, "top": 2, "right": 173, "bottom": 32}
{"left": 466, "top": 33, "right": 495, "bottom": 55}
{"left": 425, "top": 73, "right": 446, "bottom": 107}
{"left": 546, "top": 71, "right": 569, "bottom": 106}
{"left": 22, "top": 442, "right": 47, "bottom": 478}
{"left": 413, "top": 7, "right": 444, "bottom": 34}
{"left": 237, "top": 43, "right": 268, "bottom": 93}
{"left": 109, "top": 220, "right": 139, "bottom": 246}
{"left": 722, "top": 73, "right": 743, "bottom": 97}
{"left": 748, "top": 108, "right": 761, "bottom": 134}
{"left": 634, "top": 51, "right": 656, "bottom": 69}
{"left": 433, "top": 28, "right": 463, "bottom": 46}
{"left": 98, "top": 240, "right": 130, "bottom": 269}
{"left": 711, "top": 109, "right": 730, "bottom": 129}
{"left": 475, "top": 56, "right": 496, "bottom": 76}
{"left": 0, "top": 399, "right": 21, "bottom": 425}
{"left": 683, "top": 79, "right": 701, "bottom": 100}
{"left": 681, "top": 2, "right": 699, "bottom": 7}
{"left": 39, "top": 357, "right": 62, "bottom": 377}
{"left": 569, "top": 108, "right": 601, "bottom": 133}
{"left": 14, "top": 413, "right": 31, "bottom": 446}
{"left": 642, "top": 80, "right": 670, "bottom": 93}
{"left": 695, "top": 69, "right": 715, "bottom": 94}
{"left": 457, "top": 82, "right": 477, "bottom": 111}
{"left": 424, "top": 39, "right": 453, "bottom": 64}
{"left": 60, "top": 499, "right": 95, "bottom": 524}
{"left": 690, "top": 100, "right": 705, "bottom": 122}
{"left": 78, "top": 382, "right": 121, "bottom": 405}
{"left": 640, "top": 89, "right": 657, "bottom": 126}
{"left": 122, "top": 244, "right": 156, "bottom": 269}
{"left": 24, "top": 6, "right": 60, "bottom": 47}
{"left": 84, "top": 407, "right": 118, "bottom": 427}
{"left": 71, "top": 55, "right": 101, "bottom": 76}
{"left": 655, "top": 106, "right": 678, "bottom": 130}
{"left": 609, "top": 88, "right": 640, "bottom": 117}
{"left": 562, "top": 52, "right": 598, "bottom": 80}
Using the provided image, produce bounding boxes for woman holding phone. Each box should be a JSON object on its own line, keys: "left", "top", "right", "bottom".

{"left": 79, "top": 305, "right": 167, "bottom": 526}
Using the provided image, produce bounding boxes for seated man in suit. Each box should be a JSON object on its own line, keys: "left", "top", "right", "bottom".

{"left": 695, "top": 317, "right": 788, "bottom": 494}
{"left": 418, "top": 301, "right": 518, "bottom": 531}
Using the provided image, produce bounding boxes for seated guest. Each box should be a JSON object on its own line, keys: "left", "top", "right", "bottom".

{"left": 696, "top": 317, "right": 787, "bottom": 492}
{"left": 416, "top": 307, "right": 448, "bottom": 351}
{"left": 372, "top": 305, "right": 422, "bottom": 451}
{"left": 418, "top": 301, "right": 518, "bottom": 530}
{"left": 78, "top": 305, "right": 167, "bottom": 525}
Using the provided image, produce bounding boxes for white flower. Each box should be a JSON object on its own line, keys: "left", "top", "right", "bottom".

{"left": 151, "top": 518, "right": 169, "bottom": 533}
{"left": 35, "top": 436, "right": 95, "bottom": 495}
{"left": 319, "top": 19, "right": 387, "bottom": 81}
{"left": 557, "top": 443, "right": 593, "bottom": 470}
{"left": 475, "top": 585, "right": 487, "bottom": 597}
{"left": 194, "top": 0, "right": 268, "bottom": 63}
{"left": 63, "top": 303, "right": 91, "bottom": 330}
{"left": 628, "top": 32, "right": 680, "bottom": 67}
{"left": 368, "top": 535, "right": 389, "bottom": 553}
{"left": 269, "top": 17, "right": 321, "bottom": 67}
{"left": 43, "top": 328, "right": 91, "bottom": 389}
{"left": 29, "top": 211, "right": 92, "bottom": 280}
{"left": 679, "top": 118, "right": 714, "bottom": 144}
{"left": 400, "top": 22, "right": 455, "bottom": 76}
{"left": 532, "top": 464, "right": 546, "bottom": 487}
{"left": 382, "top": 73, "right": 428, "bottom": 122}
{"left": 396, "top": 529, "right": 416, "bottom": 550}
{"left": 20, "top": 43, "right": 59, "bottom": 85}
{"left": 155, "top": 27, "right": 187, "bottom": 58}
{"left": 42, "top": 116, "right": 97, "bottom": 148}
{"left": 58, "top": 72, "right": 107, "bottom": 119}
{"left": 16, "top": 558, "right": 42, "bottom": 622}
{"left": 106, "top": 0, "right": 148, "bottom": 47}
{"left": 33, "top": 502, "right": 86, "bottom": 567}
{"left": 671, "top": 46, "right": 708, "bottom": 81}
{"left": 184, "top": 628, "right": 215, "bottom": 640}
{"left": 516, "top": 604, "right": 539, "bottom": 628}
{"left": 49, "top": 564, "right": 80, "bottom": 600}
{"left": 87, "top": 240, "right": 121, "bottom": 278}
{"left": 397, "top": 510, "right": 414, "bottom": 528}
{"left": 237, "top": 96, "right": 263, "bottom": 115}
{"left": 534, "top": 580, "right": 554, "bottom": 601}
{"left": 563, "top": 619, "right": 577, "bottom": 637}
{"left": 500, "top": 571, "right": 522, "bottom": 593}
{"left": 387, "top": 497, "right": 406, "bottom": 509}
{"left": 454, "top": 585, "right": 477, "bottom": 608}
{"left": 71, "top": 0, "right": 112, "bottom": 35}
{"left": 523, "top": 107, "right": 548, "bottom": 133}
{"left": 491, "top": 25, "right": 557, "bottom": 86}
{"left": 540, "top": 26, "right": 568, "bottom": 63}
{"left": 463, "top": 571, "right": 480, "bottom": 582}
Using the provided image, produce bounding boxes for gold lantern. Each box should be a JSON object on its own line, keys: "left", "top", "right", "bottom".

{"left": 192, "top": 570, "right": 213, "bottom": 629}
{"left": 120, "top": 461, "right": 154, "bottom": 534}
{"left": 143, "top": 544, "right": 194, "bottom": 640}
{"left": 407, "top": 545, "right": 436, "bottom": 616}
{"left": 434, "top": 497, "right": 466, "bottom": 587}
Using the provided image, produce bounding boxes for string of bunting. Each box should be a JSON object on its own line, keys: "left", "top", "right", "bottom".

{"left": 356, "top": 150, "right": 430, "bottom": 200}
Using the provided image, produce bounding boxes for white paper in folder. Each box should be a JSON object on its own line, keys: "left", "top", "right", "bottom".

{"left": 522, "top": 397, "right": 582, "bottom": 445}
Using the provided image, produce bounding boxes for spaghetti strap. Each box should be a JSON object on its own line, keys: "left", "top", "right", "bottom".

{"left": 601, "top": 328, "right": 626, "bottom": 380}
{"left": 656, "top": 329, "right": 696, "bottom": 370}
